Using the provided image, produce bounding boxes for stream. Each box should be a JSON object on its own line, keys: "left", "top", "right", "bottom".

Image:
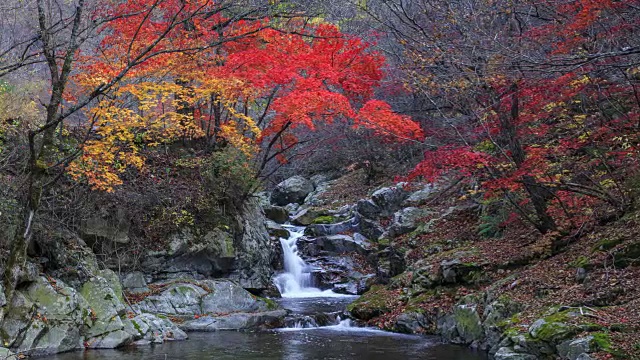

{"left": 49, "top": 226, "right": 487, "bottom": 360}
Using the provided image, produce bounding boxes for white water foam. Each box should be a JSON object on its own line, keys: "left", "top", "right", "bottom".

{"left": 273, "top": 226, "right": 350, "bottom": 298}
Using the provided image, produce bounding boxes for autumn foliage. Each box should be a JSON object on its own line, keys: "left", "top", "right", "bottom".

{"left": 395, "top": 0, "right": 640, "bottom": 233}
{"left": 65, "top": 1, "right": 423, "bottom": 191}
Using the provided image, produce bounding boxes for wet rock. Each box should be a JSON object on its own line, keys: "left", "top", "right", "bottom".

{"left": 290, "top": 208, "right": 320, "bottom": 226}
{"left": 305, "top": 218, "right": 356, "bottom": 237}
{"left": 133, "top": 283, "right": 206, "bottom": 315}
{"left": 266, "top": 220, "right": 290, "bottom": 239}
{"left": 301, "top": 235, "right": 370, "bottom": 257}
{"left": 393, "top": 312, "right": 427, "bottom": 334}
{"left": 200, "top": 281, "right": 270, "bottom": 314}
{"left": 127, "top": 313, "right": 188, "bottom": 345}
{"left": 264, "top": 205, "right": 289, "bottom": 224}
{"left": 122, "top": 272, "right": 150, "bottom": 294}
{"left": 494, "top": 347, "right": 538, "bottom": 360}
{"left": 557, "top": 336, "right": 594, "bottom": 360}
{"left": 270, "top": 176, "right": 314, "bottom": 206}
{"left": 180, "top": 310, "right": 287, "bottom": 331}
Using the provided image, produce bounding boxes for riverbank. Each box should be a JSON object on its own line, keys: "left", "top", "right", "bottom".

{"left": 278, "top": 171, "right": 640, "bottom": 360}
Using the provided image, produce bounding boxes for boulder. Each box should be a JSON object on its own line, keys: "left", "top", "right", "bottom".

{"left": 290, "top": 208, "right": 319, "bottom": 226}
{"left": 200, "top": 281, "right": 270, "bottom": 314}
{"left": 359, "top": 218, "right": 384, "bottom": 241}
{"left": 122, "top": 272, "right": 150, "bottom": 294}
{"left": 370, "top": 184, "right": 409, "bottom": 216}
{"left": 0, "top": 348, "right": 15, "bottom": 359}
{"left": 557, "top": 336, "right": 594, "bottom": 360}
{"left": 180, "top": 310, "right": 287, "bottom": 331}
{"left": 80, "top": 207, "right": 130, "bottom": 244}
{"left": 494, "top": 347, "right": 538, "bottom": 360}
{"left": 133, "top": 283, "right": 206, "bottom": 315}
{"left": 264, "top": 205, "right": 289, "bottom": 224}
{"left": 356, "top": 199, "right": 381, "bottom": 219}
{"left": 300, "top": 235, "right": 370, "bottom": 257}
{"left": 81, "top": 272, "right": 133, "bottom": 348}
{"left": 375, "top": 248, "right": 406, "bottom": 282}
{"left": 2, "top": 277, "right": 86, "bottom": 356}
{"left": 266, "top": 220, "right": 290, "bottom": 239}
{"left": 387, "top": 207, "right": 431, "bottom": 237}
{"left": 440, "top": 259, "right": 482, "bottom": 284}
{"left": 402, "top": 184, "right": 435, "bottom": 207}
{"left": 305, "top": 218, "right": 356, "bottom": 237}
{"left": 393, "top": 312, "right": 427, "bottom": 334}
{"left": 127, "top": 313, "right": 188, "bottom": 345}
{"left": 270, "top": 176, "right": 314, "bottom": 206}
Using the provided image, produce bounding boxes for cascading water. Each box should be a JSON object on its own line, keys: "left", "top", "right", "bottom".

{"left": 274, "top": 226, "right": 325, "bottom": 297}
{"left": 274, "top": 226, "right": 344, "bottom": 298}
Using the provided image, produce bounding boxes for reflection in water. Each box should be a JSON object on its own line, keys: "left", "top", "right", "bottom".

{"left": 50, "top": 331, "right": 487, "bottom": 360}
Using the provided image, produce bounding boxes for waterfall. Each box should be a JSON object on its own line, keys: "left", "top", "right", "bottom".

{"left": 274, "top": 226, "right": 344, "bottom": 298}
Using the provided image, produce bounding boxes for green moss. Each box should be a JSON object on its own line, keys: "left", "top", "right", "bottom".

{"left": 311, "top": 215, "right": 336, "bottom": 224}
{"left": 347, "top": 285, "right": 394, "bottom": 321}
{"left": 131, "top": 319, "right": 142, "bottom": 334}
{"left": 592, "top": 238, "right": 623, "bottom": 252}
{"left": 257, "top": 296, "right": 279, "bottom": 310}
{"left": 592, "top": 332, "right": 612, "bottom": 351}
{"left": 570, "top": 255, "right": 590, "bottom": 268}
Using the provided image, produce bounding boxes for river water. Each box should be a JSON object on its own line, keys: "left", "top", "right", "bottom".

{"left": 48, "top": 226, "right": 486, "bottom": 360}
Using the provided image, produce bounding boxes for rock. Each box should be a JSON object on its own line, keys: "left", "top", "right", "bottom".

{"left": 86, "top": 330, "right": 132, "bottom": 349}
{"left": 393, "top": 312, "right": 427, "bottom": 334}
{"left": 231, "top": 198, "right": 277, "bottom": 290}
{"left": 575, "top": 268, "right": 588, "bottom": 283}
{"left": 270, "top": 176, "right": 314, "bottom": 206}
{"left": 134, "top": 283, "right": 206, "bottom": 315}
{"left": 0, "top": 291, "right": 35, "bottom": 349}
{"left": 613, "top": 242, "right": 640, "bottom": 268}
{"left": 375, "top": 247, "right": 405, "bottom": 282}
{"left": 371, "top": 184, "right": 409, "bottom": 216}
{"left": 529, "top": 317, "right": 576, "bottom": 343}
{"left": 494, "top": 347, "right": 538, "bottom": 360}
{"left": 290, "top": 208, "right": 319, "bottom": 226}
{"left": 305, "top": 218, "right": 356, "bottom": 237}
{"left": 387, "top": 207, "right": 431, "bottom": 237}
{"left": 266, "top": 220, "right": 290, "bottom": 238}
{"left": 557, "top": 336, "right": 594, "bottom": 360}
{"left": 81, "top": 272, "right": 134, "bottom": 349}
{"left": 576, "top": 354, "right": 594, "bottom": 360}
{"left": 402, "top": 184, "right": 435, "bottom": 207}
{"left": 180, "top": 310, "right": 287, "bottom": 331}
{"left": 411, "top": 263, "right": 440, "bottom": 291}
{"left": 80, "top": 207, "right": 130, "bottom": 244}
{"left": 122, "top": 272, "right": 150, "bottom": 294}
{"left": 127, "top": 313, "right": 188, "bottom": 345}
{"left": 332, "top": 282, "right": 358, "bottom": 295}
{"left": 359, "top": 218, "right": 384, "bottom": 241}
{"left": 356, "top": 199, "right": 381, "bottom": 219}
{"left": 300, "top": 235, "right": 370, "bottom": 257}
{"left": 0, "top": 284, "right": 5, "bottom": 308}
{"left": 168, "top": 232, "right": 189, "bottom": 257}
{"left": 438, "top": 303, "right": 483, "bottom": 345}
{"left": 38, "top": 230, "right": 100, "bottom": 289}
{"left": 284, "top": 202, "right": 300, "bottom": 214}
{"left": 310, "top": 174, "right": 329, "bottom": 188}
{"left": 0, "top": 348, "right": 15, "bottom": 359}
{"left": 264, "top": 205, "right": 289, "bottom": 224}
{"left": 440, "top": 259, "right": 482, "bottom": 284}
{"left": 200, "top": 281, "right": 270, "bottom": 314}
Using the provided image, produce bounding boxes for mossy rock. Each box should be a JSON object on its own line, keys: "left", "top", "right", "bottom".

{"left": 592, "top": 238, "right": 623, "bottom": 252}
{"left": 347, "top": 285, "right": 393, "bottom": 321}
{"left": 614, "top": 242, "right": 640, "bottom": 268}
{"left": 311, "top": 215, "right": 336, "bottom": 224}
{"left": 528, "top": 311, "right": 578, "bottom": 343}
